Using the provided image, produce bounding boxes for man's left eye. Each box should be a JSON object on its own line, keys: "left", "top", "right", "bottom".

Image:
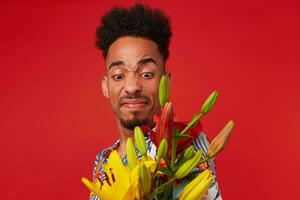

{"left": 141, "top": 72, "right": 154, "bottom": 79}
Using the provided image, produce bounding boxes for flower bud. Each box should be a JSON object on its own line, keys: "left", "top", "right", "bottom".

{"left": 159, "top": 159, "right": 167, "bottom": 168}
{"left": 175, "top": 151, "right": 202, "bottom": 179}
{"left": 126, "top": 138, "right": 138, "bottom": 171}
{"left": 155, "top": 102, "right": 174, "bottom": 151}
{"left": 134, "top": 126, "right": 147, "bottom": 156}
{"left": 201, "top": 91, "right": 218, "bottom": 115}
{"left": 207, "top": 120, "right": 234, "bottom": 158}
{"left": 157, "top": 139, "right": 168, "bottom": 159}
{"left": 159, "top": 75, "right": 170, "bottom": 107}
{"left": 183, "top": 145, "right": 195, "bottom": 160}
{"left": 179, "top": 169, "right": 212, "bottom": 200}
{"left": 139, "top": 163, "right": 152, "bottom": 194}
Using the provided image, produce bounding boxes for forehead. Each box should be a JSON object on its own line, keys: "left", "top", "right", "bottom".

{"left": 105, "top": 36, "right": 164, "bottom": 70}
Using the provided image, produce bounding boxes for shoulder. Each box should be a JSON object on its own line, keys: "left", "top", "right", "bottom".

{"left": 92, "top": 139, "right": 120, "bottom": 180}
{"left": 192, "top": 131, "right": 216, "bottom": 174}
{"left": 92, "top": 147, "right": 110, "bottom": 179}
{"left": 94, "top": 147, "right": 111, "bottom": 165}
{"left": 93, "top": 139, "right": 120, "bottom": 166}
{"left": 193, "top": 131, "right": 210, "bottom": 154}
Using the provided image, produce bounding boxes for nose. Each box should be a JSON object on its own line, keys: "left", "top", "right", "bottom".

{"left": 124, "top": 76, "right": 142, "bottom": 94}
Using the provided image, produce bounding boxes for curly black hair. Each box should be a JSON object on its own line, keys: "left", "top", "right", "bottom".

{"left": 96, "top": 3, "right": 172, "bottom": 61}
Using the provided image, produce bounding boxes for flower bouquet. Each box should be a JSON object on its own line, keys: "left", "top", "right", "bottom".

{"left": 82, "top": 75, "right": 234, "bottom": 200}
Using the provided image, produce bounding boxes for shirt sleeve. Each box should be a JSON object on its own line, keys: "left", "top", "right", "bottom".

{"left": 89, "top": 150, "right": 107, "bottom": 200}
{"left": 89, "top": 194, "right": 100, "bottom": 200}
{"left": 193, "top": 132, "right": 222, "bottom": 200}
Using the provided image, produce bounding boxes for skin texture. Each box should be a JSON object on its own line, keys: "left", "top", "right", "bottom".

{"left": 101, "top": 36, "right": 169, "bottom": 157}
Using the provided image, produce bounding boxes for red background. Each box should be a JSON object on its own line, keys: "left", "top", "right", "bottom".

{"left": 1, "top": 0, "right": 299, "bottom": 199}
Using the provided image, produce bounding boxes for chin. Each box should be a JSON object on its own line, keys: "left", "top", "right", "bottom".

{"left": 123, "top": 114, "right": 148, "bottom": 123}
{"left": 119, "top": 116, "right": 149, "bottom": 130}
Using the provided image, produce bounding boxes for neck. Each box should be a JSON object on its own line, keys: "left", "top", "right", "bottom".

{"left": 116, "top": 119, "right": 155, "bottom": 158}
{"left": 117, "top": 122, "right": 132, "bottom": 158}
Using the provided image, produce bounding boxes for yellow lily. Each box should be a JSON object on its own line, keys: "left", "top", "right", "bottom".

{"left": 179, "top": 169, "right": 213, "bottom": 200}
{"left": 82, "top": 150, "right": 138, "bottom": 200}
{"left": 82, "top": 150, "right": 157, "bottom": 200}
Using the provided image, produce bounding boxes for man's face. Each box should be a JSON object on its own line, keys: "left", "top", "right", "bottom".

{"left": 102, "top": 36, "right": 166, "bottom": 130}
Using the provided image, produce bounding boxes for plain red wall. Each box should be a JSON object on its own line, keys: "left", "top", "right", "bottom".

{"left": 1, "top": 0, "right": 299, "bottom": 199}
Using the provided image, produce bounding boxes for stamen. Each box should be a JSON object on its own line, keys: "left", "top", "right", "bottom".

{"left": 97, "top": 177, "right": 104, "bottom": 190}
{"left": 109, "top": 168, "right": 116, "bottom": 182}
{"left": 104, "top": 172, "right": 112, "bottom": 186}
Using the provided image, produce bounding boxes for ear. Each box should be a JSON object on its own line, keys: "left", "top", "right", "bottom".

{"left": 101, "top": 76, "right": 109, "bottom": 98}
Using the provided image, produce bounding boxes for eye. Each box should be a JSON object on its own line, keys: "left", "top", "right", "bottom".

{"left": 141, "top": 72, "right": 154, "bottom": 79}
{"left": 112, "top": 74, "right": 125, "bottom": 81}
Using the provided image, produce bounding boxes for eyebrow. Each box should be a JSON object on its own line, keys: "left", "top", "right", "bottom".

{"left": 108, "top": 58, "right": 157, "bottom": 71}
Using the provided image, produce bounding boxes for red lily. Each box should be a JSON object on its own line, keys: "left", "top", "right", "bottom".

{"left": 150, "top": 102, "right": 202, "bottom": 154}
{"left": 174, "top": 121, "right": 202, "bottom": 154}
{"left": 154, "top": 102, "right": 174, "bottom": 151}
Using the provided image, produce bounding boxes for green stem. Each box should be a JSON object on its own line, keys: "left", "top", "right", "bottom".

{"left": 179, "top": 113, "right": 203, "bottom": 135}
{"left": 155, "top": 157, "right": 161, "bottom": 173}
{"left": 163, "top": 182, "right": 173, "bottom": 200}
{"left": 151, "top": 177, "right": 175, "bottom": 194}
{"left": 171, "top": 139, "right": 177, "bottom": 169}
{"left": 199, "top": 156, "right": 211, "bottom": 164}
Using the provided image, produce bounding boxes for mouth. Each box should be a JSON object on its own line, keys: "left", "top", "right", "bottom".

{"left": 120, "top": 99, "right": 148, "bottom": 111}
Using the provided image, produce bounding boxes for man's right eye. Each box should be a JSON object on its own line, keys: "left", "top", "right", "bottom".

{"left": 112, "top": 74, "right": 125, "bottom": 81}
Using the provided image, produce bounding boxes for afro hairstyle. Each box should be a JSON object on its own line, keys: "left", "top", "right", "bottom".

{"left": 96, "top": 3, "right": 172, "bottom": 61}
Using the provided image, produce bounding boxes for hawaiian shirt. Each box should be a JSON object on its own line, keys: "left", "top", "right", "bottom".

{"left": 90, "top": 132, "right": 222, "bottom": 200}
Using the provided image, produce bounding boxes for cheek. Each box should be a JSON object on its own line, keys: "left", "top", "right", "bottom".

{"left": 143, "top": 80, "right": 160, "bottom": 104}
{"left": 107, "top": 83, "right": 122, "bottom": 106}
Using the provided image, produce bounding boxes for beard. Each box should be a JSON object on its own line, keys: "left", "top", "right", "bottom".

{"left": 119, "top": 116, "right": 149, "bottom": 130}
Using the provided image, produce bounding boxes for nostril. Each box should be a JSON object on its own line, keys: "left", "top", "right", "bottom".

{"left": 125, "top": 79, "right": 142, "bottom": 93}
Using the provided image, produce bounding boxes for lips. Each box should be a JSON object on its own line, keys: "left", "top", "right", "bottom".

{"left": 120, "top": 99, "right": 148, "bottom": 110}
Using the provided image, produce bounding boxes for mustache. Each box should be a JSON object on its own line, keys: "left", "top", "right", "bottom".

{"left": 118, "top": 94, "right": 150, "bottom": 106}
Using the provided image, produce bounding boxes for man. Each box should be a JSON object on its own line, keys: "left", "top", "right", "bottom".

{"left": 91, "top": 3, "right": 221, "bottom": 199}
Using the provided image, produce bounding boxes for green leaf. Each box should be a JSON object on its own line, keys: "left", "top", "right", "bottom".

{"left": 173, "top": 128, "right": 180, "bottom": 137}
{"left": 174, "top": 153, "right": 185, "bottom": 168}
{"left": 159, "top": 167, "right": 174, "bottom": 176}
{"left": 174, "top": 134, "right": 194, "bottom": 140}
{"left": 165, "top": 157, "right": 172, "bottom": 170}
